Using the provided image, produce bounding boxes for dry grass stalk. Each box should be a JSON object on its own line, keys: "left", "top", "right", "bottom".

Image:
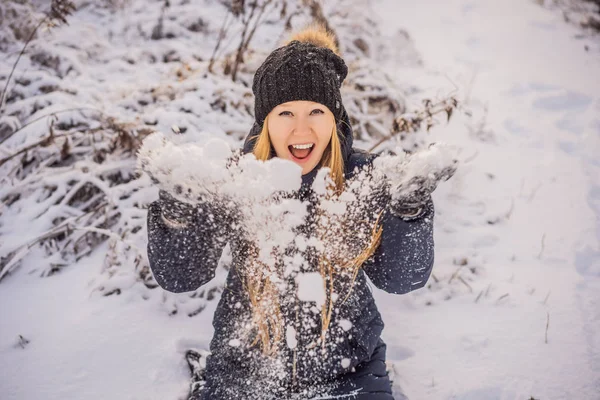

{"left": 231, "top": 0, "right": 275, "bottom": 82}
{"left": 543, "top": 290, "right": 551, "bottom": 305}
{"left": 448, "top": 264, "right": 464, "bottom": 284}
{"left": 457, "top": 276, "right": 473, "bottom": 292}
{"left": 475, "top": 290, "right": 484, "bottom": 303}
{"left": 0, "top": 0, "right": 76, "bottom": 113}
{"left": 368, "top": 96, "right": 458, "bottom": 152}
{"left": 0, "top": 111, "right": 153, "bottom": 284}
{"left": 208, "top": 13, "right": 233, "bottom": 73}
{"left": 545, "top": 312, "right": 550, "bottom": 344}
{"left": 538, "top": 233, "right": 546, "bottom": 259}
{"left": 496, "top": 293, "right": 509, "bottom": 304}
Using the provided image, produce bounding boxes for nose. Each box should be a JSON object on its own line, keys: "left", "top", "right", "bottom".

{"left": 293, "top": 115, "right": 311, "bottom": 136}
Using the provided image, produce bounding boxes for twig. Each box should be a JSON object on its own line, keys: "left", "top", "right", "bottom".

{"left": 242, "top": 0, "right": 274, "bottom": 54}
{"left": 457, "top": 276, "right": 473, "bottom": 292}
{"left": 545, "top": 312, "right": 550, "bottom": 344}
{"left": 72, "top": 226, "right": 144, "bottom": 257}
{"left": 18, "top": 334, "right": 30, "bottom": 349}
{"left": 0, "top": 113, "right": 125, "bottom": 168}
{"left": 543, "top": 290, "right": 551, "bottom": 305}
{"left": 0, "top": 130, "right": 91, "bottom": 167}
{"left": 208, "top": 12, "right": 231, "bottom": 73}
{"left": 537, "top": 233, "right": 546, "bottom": 259}
{"left": 0, "top": 107, "right": 103, "bottom": 146}
{"left": 231, "top": 1, "right": 259, "bottom": 82}
{"left": 475, "top": 290, "right": 483, "bottom": 303}
{"left": 0, "top": 0, "right": 76, "bottom": 113}
{"left": 368, "top": 134, "right": 394, "bottom": 154}
{"left": 464, "top": 150, "right": 479, "bottom": 163}
{"left": 60, "top": 201, "right": 110, "bottom": 250}
{"left": 496, "top": 293, "right": 509, "bottom": 304}
{"left": 0, "top": 19, "right": 47, "bottom": 113}
{"left": 367, "top": 95, "right": 458, "bottom": 152}
{"left": 484, "top": 283, "right": 492, "bottom": 297}
{"left": 448, "top": 265, "right": 464, "bottom": 283}
{"left": 0, "top": 202, "right": 109, "bottom": 283}
{"left": 527, "top": 183, "right": 542, "bottom": 202}
{"left": 505, "top": 198, "right": 515, "bottom": 220}
{"left": 283, "top": 8, "right": 303, "bottom": 31}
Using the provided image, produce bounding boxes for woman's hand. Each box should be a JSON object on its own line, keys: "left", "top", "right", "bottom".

{"left": 376, "top": 143, "right": 458, "bottom": 220}
{"left": 158, "top": 189, "right": 198, "bottom": 228}
{"left": 137, "top": 133, "right": 240, "bottom": 204}
{"left": 389, "top": 165, "right": 455, "bottom": 219}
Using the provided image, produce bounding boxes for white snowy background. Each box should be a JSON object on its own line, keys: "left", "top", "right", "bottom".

{"left": 1, "top": 0, "right": 599, "bottom": 399}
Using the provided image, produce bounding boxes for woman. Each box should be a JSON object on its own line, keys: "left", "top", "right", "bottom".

{"left": 147, "top": 26, "right": 446, "bottom": 400}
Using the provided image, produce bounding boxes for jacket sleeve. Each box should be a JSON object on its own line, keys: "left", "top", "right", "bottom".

{"left": 362, "top": 197, "right": 435, "bottom": 294}
{"left": 146, "top": 200, "right": 230, "bottom": 293}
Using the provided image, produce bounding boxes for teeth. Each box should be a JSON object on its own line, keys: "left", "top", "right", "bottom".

{"left": 291, "top": 143, "right": 314, "bottom": 149}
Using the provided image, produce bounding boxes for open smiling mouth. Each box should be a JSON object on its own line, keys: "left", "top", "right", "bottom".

{"left": 288, "top": 143, "right": 314, "bottom": 162}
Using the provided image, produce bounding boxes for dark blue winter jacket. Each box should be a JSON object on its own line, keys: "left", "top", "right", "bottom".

{"left": 147, "top": 108, "right": 435, "bottom": 399}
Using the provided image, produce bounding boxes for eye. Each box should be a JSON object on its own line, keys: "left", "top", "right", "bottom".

{"left": 310, "top": 109, "right": 324, "bottom": 115}
{"left": 279, "top": 111, "right": 293, "bottom": 116}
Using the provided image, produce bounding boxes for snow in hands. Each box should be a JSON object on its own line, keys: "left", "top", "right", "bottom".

{"left": 137, "top": 131, "right": 308, "bottom": 265}
{"left": 373, "top": 143, "right": 459, "bottom": 209}
{"left": 137, "top": 132, "right": 302, "bottom": 205}
{"left": 137, "top": 133, "right": 457, "bottom": 264}
{"left": 138, "top": 131, "right": 455, "bottom": 308}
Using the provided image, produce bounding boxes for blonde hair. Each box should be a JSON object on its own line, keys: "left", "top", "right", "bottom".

{"left": 245, "top": 23, "right": 383, "bottom": 356}
{"left": 249, "top": 115, "right": 383, "bottom": 355}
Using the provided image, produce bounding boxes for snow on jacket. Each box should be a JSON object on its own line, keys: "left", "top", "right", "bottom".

{"left": 147, "top": 108, "right": 435, "bottom": 399}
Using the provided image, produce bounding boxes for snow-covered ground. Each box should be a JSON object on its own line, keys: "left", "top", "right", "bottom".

{"left": 1, "top": 0, "right": 599, "bottom": 399}
{"left": 375, "top": 0, "right": 600, "bottom": 399}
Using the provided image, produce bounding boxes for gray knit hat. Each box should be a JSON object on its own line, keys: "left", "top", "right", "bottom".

{"left": 252, "top": 40, "right": 348, "bottom": 126}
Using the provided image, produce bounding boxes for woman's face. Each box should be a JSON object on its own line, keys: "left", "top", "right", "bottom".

{"left": 267, "top": 100, "right": 335, "bottom": 175}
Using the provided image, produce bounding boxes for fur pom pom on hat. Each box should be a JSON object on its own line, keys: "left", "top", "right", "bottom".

{"left": 252, "top": 25, "right": 348, "bottom": 125}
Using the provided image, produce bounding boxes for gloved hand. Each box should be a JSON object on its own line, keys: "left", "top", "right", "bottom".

{"left": 158, "top": 189, "right": 198, "bottom": 228}
{"left": 387, "top": 144, "right": 458, "bottom": 220}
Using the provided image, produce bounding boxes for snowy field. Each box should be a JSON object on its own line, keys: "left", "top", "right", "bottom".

{"left": 1, "top": 0, "right": 599, "bottom": 399}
